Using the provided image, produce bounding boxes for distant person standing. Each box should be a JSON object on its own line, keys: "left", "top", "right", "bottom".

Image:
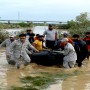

{"left": 26, "top": 29, "right": 32, "bottom": 40}
{"left": 43, "top": 24, "right": 57, "bottom": 49}
{"left": 26, "top": 29, "right": 35, "bottom": 44}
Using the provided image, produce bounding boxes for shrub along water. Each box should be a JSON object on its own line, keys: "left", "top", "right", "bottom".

{"left": 0, "top": 30, "right": 9, "bottom": 43}
{"left": 9, "top": 70, "right": 82, "bottom": 90}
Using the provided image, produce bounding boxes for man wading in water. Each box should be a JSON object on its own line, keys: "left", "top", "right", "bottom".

{"left": 0, "top": 35, "right": 16, "bottom": 64}
{"left": 9, "top": 34, "right": 38, "bottom": 69}
{"left": 53, "top": 38, "right": 77, "bottom": 68}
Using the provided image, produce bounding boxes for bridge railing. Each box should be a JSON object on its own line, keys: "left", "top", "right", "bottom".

{"left": 0, "top": 20, "right": 67, "bottom": 24}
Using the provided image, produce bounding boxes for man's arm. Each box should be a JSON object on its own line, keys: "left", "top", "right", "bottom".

{"left": 52, "top": 48, "right": 70, "bottom": 55}
{"left": 43, "top": 30, "right": 47, "bottom": 36}
{"left": 52, "top": 50, "right": 64, "bottom": 54}
{"left": 0, "top": 40, "right": 6, "bottom": 48}
{"left": 55, "top": 31, "right": 57, "bottom": 40}
{"left": 63, "top": 48, "right": 70, "bottom": 55}
{"left": 25, "top": 48, "right": 32, "bottom": 55}
{"left": 33, "top": 40, "right": 38, "bottom": 48}
{"left": 28, "top": 43, "right": 39, "bottom": 52}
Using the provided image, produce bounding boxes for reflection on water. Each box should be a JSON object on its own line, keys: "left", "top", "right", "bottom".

{"left": 62, "top": 73, "right": 90, "bottom": 90}
{"left": 5, "top": 28, "right": 23, "bottom": 35}
{"left": 0, "top": 49, "right": 8, "bottom": 90}
{"left": 5, "top": 26, "right": 48, "bottom": 35}
{"left": 46, "top": 81, "right": 63, "bottom": 90}
{"left": 33, "top": 26, "right": 48, "bottom": 35}
{"left": 0, "top": 49, "right": 30, "bottom": 89}
{"left": 0, "top": 68, "right": 7, "bottom": 89}
{"left": 85, "top": 83, "right": 90, "bottom": 90}
{"left": 62, "top": 60, "right": 90, "bottom": 90}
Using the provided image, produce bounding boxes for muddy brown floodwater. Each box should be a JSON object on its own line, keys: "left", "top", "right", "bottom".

{"left": 62, "top": 60, "right": 90, "bottom": 90}
{"left": 0, "top": 48, "right": 90, "bottom": 90}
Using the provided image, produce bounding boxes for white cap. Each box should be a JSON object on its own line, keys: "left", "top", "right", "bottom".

{"left": 9, "top": 34, "right": 15, "bottom": 37}
{"left": 61, "top": 38, "right": 68, "bottom": 42}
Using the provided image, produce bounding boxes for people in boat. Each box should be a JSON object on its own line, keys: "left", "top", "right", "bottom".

{"left": 0, "top": 34, "right": 16, "bottom": 64}
{"left": 72, "top": 34, "right": 88, "bottom": 67}
{"left": 33, "top": 35, "right": 45, "bottom": 51}
{"left": 9, "top": 34, "right": 38, "bottom": 69}
{"left": 53, "top": 38, "right": 77, "bottom": 68}
{"left": 43, "top": 24, "right": 57, "bottom": 50}
{"left": 83, "top": 32, "right": 90, "bottom": 60}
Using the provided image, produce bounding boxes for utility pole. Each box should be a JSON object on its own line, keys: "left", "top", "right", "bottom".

{"left": 18, "top": 11, "right": 20, "bottom": 20}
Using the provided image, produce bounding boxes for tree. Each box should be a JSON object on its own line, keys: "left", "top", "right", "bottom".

{"left": 18, "top": 22, "right": 33, "bottom": 27}
{"left": 67, "top": 20, "right": 79, "bottom": 29}
{"left": 68, "top": 12, "right": 90, "bottom": 36}
{"left": 76, "top": 12, "right": 90, "bottom": 29}
{"left": 0, "top": 30, "right": 9, "bottom": 43}
{"left": 76, "top": 12, "right": 89, "bottom": 22}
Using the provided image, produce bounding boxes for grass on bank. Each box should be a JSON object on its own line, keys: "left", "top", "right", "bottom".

{"left": 9, "top": 70, "right": 82, "bottom": 90}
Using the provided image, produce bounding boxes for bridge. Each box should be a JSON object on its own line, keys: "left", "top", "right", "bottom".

{"left": 0, "top": 20, "right": 67, "bottom": 24}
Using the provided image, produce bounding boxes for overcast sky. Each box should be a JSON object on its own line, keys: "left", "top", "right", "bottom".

{"left": 0, "top": 0, "right": 90, "bottom": 21}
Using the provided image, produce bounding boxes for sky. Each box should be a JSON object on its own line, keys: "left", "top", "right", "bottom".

{"left": 0, "top": 0, "right": 90, "bottom": 22}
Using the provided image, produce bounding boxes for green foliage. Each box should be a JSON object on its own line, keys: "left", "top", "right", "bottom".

{"left": 57, "top": 24, "right": 70, "bottom": 29}
{"left": 0, "top": 30, "right": 9, "bottom": 42}
{"left": 18, "top": 22, "right": 33, "bottom": 28}
{"left": 21, "top": 76, "right": 56, "bottom": 89}
{"left": 0, "top": 23, "right": 19, "bottom": 29}
{"left": 67, "top": 12, "right": 90, "bottom": 36}
{"left": 0, "top": 22, "right": 33, "bottom": 29}
{"left": 76, "top": 12, "right": 89, "bottom": 23}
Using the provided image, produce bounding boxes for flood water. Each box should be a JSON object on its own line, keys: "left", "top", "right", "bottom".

{"left": 62, "top": 60, "right": 90, "bottom": 90}
{"left": 0, "top": 48, "right": 62, "bottom": 89}
{"left": 0, "top": 26, "right": 90, "bottom": 90}
{"left": 5, "top": 26, "right": 48, "bottom": 35}
{"left": 0, "top": 48, "right": 90, "bottom": 90}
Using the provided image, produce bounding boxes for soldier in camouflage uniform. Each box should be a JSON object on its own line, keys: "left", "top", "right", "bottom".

{"left": 9, "top": 34, "right": 38, "bottom": 69}
{"left": 0, "top": 35, "right": 16, "bottom": 64}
